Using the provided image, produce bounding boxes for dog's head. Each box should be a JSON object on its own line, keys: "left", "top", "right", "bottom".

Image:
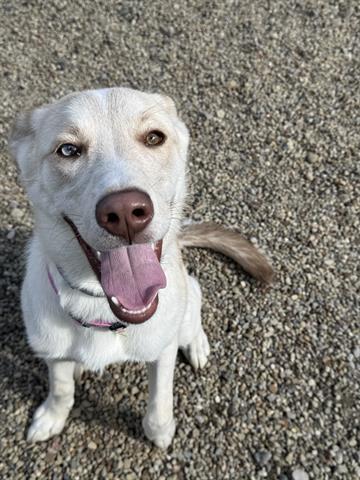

{"left": 9, "top": 87, "right": 189, "bottom": 325}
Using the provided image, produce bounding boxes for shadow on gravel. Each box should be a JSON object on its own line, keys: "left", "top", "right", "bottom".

{"left": 0, "top": 227, "right": 49, "bottom": 401}
{"left": 74, "top": 396, "right": 145, "bottom": 441}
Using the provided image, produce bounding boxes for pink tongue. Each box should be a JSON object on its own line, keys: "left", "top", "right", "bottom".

{"left": 100, "top": 244, "right": 166, "bottom": 311}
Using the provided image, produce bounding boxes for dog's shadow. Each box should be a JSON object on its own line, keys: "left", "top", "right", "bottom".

{"left": 0, "top": 227, "right": 45, "bottom": 398}
{"left": 72, "top": 367, "right": 147, "bottom": 441}
{"left": 0, "top": 227, "right": 146, "bottom": 442}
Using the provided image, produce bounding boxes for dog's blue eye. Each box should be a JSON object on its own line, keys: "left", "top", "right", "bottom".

{"left": 56, "top": 143, "right": 81, "bottom": 158}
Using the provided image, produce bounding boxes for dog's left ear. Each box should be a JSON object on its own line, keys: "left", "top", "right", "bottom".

{"left": 160, "top": 95, "right": 178, "bottom": 116}
{"left": 151, "top": 93, "right": 178, "bottom": 117}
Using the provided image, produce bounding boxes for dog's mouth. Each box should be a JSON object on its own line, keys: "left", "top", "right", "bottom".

{"left": 64, "top": 217, "right": 166, "bottom": 326}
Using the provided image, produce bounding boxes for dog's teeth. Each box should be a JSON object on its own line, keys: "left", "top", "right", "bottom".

{"left": 111, "top": 296, "right": 119, "bottom": 306}
{"left": 95, "top": 251, "right": 101, "bottom": 260}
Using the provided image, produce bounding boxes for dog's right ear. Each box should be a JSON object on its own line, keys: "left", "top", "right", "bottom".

{"left": 8, "top": 106, "right": 48, "bottom": 177}
{"left": 8, "top": 110, "right": 35, "bottom": 168}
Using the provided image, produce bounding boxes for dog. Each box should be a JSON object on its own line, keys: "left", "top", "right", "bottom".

{"left": 9, "top": 87, "right": 273, "bottom": 448}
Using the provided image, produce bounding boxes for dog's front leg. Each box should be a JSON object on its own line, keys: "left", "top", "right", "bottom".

{"left": 27, "top": 359, "right": 76, "bottom": 442}
{"left": 142, "top": 339, "right": 178, "bottom": 448}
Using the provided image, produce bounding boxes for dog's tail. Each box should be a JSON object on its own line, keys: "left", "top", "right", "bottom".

{"left": 178, "top": 222, "right": 274, "bottom": 285}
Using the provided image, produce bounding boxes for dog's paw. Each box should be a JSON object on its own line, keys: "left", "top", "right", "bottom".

{"left": 182, "top": 328, "right": 210, "bottom": 370}
{"left": 27, "top": 401, "right": 68, "bottom": 442}
{"left": 142, "top": 415, "right": 176, "bottom": 449}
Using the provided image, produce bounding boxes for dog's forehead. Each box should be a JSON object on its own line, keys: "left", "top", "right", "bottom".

{"left": 63, "top": 88, "right": 166, "bottom": 127}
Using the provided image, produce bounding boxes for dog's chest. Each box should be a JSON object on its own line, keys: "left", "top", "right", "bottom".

{"left": 23, "top": 241, "right": 187, "bottom": 370}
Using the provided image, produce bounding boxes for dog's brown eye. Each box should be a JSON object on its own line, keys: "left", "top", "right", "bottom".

{"left": 145, "top": 130, "right": 166, "bottom": 147}
{"left": 56, "top": 143, "right": 82, "bottom": 158}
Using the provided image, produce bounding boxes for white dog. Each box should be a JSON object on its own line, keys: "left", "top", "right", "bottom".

{"left": 9, "top": 87, "right": 273, "bottom": 448}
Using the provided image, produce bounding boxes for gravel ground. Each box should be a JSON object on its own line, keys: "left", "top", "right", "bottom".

{"left": 0, "top": 1, "right": 359, "bottom": 479}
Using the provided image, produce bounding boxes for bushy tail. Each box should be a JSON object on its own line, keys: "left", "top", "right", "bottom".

{"left": 179, "top": 222, "right": 274, "bottom": 285}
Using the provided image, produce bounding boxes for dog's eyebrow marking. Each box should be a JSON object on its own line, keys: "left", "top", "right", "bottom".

{"left": 53, "top": 125, "right": 84, "bottom": 146}
{"left": 63, "top": 125, "right": 81, "bottom": 137}
{"left": 140, "top": 103, "right": 165, "bottom": 122}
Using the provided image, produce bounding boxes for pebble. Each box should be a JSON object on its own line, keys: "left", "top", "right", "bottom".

{"left": 11, "top": 207, "right": 23, "bottom": 221}
{"left": 6, "top": 229, "right": 16, "bottom": 240}
{"left": 306, "top": 152, "right": 320, "bottom": 163}
{"left": 349, "top": 437, "right": 357, "bottom": 447}
{"left": 292, "top": 469, "right": 309, "bottom": 480}
{"left": 87, "top": 441, "right": 97, "bottom": 450}
{"left": 227, "top": 79, "right": 238, "bottom": 90}
{"left": 125, "top": 474, "right": 137, "bottom": 480}
{"left": 254, "top": 450, "right": 272, "bottom": 466}
{"left": 269, "top": 382, "right": 278, "bottom": 394}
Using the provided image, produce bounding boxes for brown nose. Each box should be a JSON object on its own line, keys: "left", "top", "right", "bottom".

{"left": 95, "top": 190, "right": 154, "bottom": 242}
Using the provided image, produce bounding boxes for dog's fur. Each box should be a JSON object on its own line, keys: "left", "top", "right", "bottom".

{"left": 9, "top": 87, "right": 273, "bottom": 448}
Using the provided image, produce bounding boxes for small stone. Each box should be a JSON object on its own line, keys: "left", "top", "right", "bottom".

{"left": 269, "top": 383, "right": 278, "bottom": 394}
{"left": 88, "top": 441, "right": 97, "bottom": 450}
{"left": 292, "top": 469, "right": 309, "bottom": 480}
{"left": 125, "top": 474, "right": 137, "bottom": 480}
{"left": 306, "top": 171, "right": 314, "bottom": 181}
{"left": 254, "top": 450, "right": 272, "bottom": 466}
{"left": 195, "top": 414, "right": 206, "bottom": 424}
{"left": 335, "top": 451, "right": 343, "bottom": 464}
{"left": 285, "top": 452, "right": 294, "bottom": 464}
{"left": 353, "top": 346, "right": 360, "bottom": 359}
{"left": 160, "top": 25, "right": 175, "bottom": 36}
{"left": 11, "top": 207, "right": 23, "bottom": 221}
{"left": 349, "top": 437, "right": 357, "bottom": 447}
{"left": 6, "top": 229, "right": 16, "bottom": 240}
{"left": 227, "top": 79, "right": 238, "bottom": 89}
{"left": 306, "top": 152, "right": 320, "bottom": 163}
{"left": 217, "top": 109, "right": 225, "bottom": 119}
{"left": 215, "top": 395, "right": 220, "bottom": 403}
{"left": 287, "top": 139, "right": 295, "bottom": 151}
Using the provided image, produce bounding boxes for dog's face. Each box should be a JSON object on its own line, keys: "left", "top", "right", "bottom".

{"left": 10, "top": 87, "right": 189, "bottom": 324}
{"left": 10, "top": 87, "right": 189, "bottom": 248}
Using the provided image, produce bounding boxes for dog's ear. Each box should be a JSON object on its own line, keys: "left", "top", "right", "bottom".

{"left": 151, "top": 93, "right": 178, "bottom": 117}
{"left": 9, "top": 111, "right": 35, "bottom": 170}
{"left": 8, "top": 106, "right": 48, "bottom": 176}
{"left": 9, "top": 110, "right": 34, "bottom": 157}
{"left": 161, "top": 95, "right": 178, "bottom": 116}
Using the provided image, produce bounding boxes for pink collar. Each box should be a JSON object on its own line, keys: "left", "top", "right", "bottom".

{"left": 46, "top": 265, "right": 126, "bottom": 332}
